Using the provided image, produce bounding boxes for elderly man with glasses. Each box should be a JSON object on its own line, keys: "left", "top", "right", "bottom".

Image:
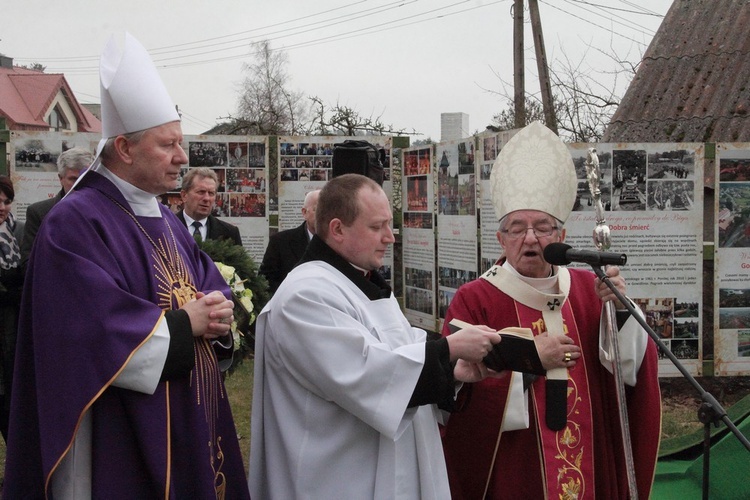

{"left": 440, "top": 122, "right": 661, "bottom": 500}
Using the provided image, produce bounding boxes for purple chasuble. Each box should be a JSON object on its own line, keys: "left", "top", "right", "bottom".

{"left": 4, "top": 171, "right": 250, "bottom": 499}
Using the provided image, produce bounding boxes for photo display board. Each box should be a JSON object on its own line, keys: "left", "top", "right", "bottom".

{"left": 277, "top": 136, "right": 394, "bottom": 285}
{"left": 402, "top": 146, "right": 436, "bottom": 329}
{"left": 564, "top": 143, "right": 704, "bottom": 376}
{"left": 435, "top": 138, "right": 479, "bottom": 332}
{"left": 715, "top": 144, "right": 750, "bottom": 375}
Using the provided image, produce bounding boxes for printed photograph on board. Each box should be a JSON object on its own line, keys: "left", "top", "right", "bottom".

{"left": 718, "top": 182, "right": 750, "bottom": 248}
{"left": 611, "top": 149, "right": 647, "bottom": 211}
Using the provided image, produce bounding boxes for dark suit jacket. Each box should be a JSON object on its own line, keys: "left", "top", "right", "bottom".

{"left": 20, "top": 190, "right": 64, "bottom": 272}
{"left": 259, "top": 222, "right": 310, "bottom": 293}
{"left": 176, "top": 211, "right": 242, "bottom": 246}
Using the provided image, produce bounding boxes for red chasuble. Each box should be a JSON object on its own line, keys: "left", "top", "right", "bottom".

{"left": 441, "top": 265, "right": 661, "bottom": 500}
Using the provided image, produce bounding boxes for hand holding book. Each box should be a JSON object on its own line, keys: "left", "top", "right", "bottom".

{"left": 448, "top": 319, "right": 547, "bottom": 375}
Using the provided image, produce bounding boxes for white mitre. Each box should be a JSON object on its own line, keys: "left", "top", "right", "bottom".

{"left": 70, "top": 33, "right": 181, "bottom": 193}
{"left": 100, "top": 32, "right": 180, "bottom": 138}
{"left": 490, "top": 121, "right": 577, "bottom": 223}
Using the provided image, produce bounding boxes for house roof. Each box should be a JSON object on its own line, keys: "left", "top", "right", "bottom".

{"left": 603, "top": 0, "right": 750, "bottom": 143}
{"left": 0, "top": 65, "right": 101, "bottom": 132}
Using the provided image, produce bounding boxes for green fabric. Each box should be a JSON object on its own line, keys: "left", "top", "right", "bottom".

{"left": 653, "top": 397, "right": 750, "bottom": 500}
{"left": 659, "top": 394, "right": 750, "bottom": 458}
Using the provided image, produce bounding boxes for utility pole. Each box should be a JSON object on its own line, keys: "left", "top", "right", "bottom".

{"left": 513, "top": 0, "right": 525, "bottom": 129}
{"left": 528, "top": 0, "right": 558, "bottom": 134}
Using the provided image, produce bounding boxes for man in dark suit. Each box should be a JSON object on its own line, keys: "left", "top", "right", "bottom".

{"left": 176, "top": 167, "right": 241, "bottom": 246}
{"left": 260, "top": 189, "right": 320, "bottom": 293}
{"left": 21, "top": 147, "right": 94, "bottom": 272}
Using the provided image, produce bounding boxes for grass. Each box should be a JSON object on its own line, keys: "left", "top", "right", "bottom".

{"left": 225, "top": 358, "right": 254, "bottom": 469}
{"left": 661, "top": 401, "right": 703, "bottom": 440}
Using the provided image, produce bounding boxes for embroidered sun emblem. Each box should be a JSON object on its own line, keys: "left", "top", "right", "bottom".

{"left": 151, "top": 239, "right": 197, "bottom": 310}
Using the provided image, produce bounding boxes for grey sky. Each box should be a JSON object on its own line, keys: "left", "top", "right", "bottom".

{"left": 2, "top": 0, "right": 672, "bottom": 139}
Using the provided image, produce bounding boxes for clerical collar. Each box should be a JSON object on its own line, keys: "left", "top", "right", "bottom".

{"left": 299, "top": 236, "right": 391, "bottom": 301}
{"left": 502, "top": 260, "right": 559, "bottom": 294}
{"left": 350, "top": 263, "right": 370, "bottom": 276}
{"left": 97, "top": 164, "right": 162, "bottom": 217}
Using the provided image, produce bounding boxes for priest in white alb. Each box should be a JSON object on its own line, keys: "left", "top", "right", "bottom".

{"left": 250, "top": 173, "right": 504, "bottom": 499}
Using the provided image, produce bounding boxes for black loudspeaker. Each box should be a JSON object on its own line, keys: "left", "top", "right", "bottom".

{"left": 332, "top": 140, "right": 385, "bottom": 185}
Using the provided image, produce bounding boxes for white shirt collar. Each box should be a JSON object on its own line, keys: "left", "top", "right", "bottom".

{"left": 97, "top": 164, "right": 162, "bottom": 217}
{"left": 182, "top": 212, "right": 208, "bottom": 228}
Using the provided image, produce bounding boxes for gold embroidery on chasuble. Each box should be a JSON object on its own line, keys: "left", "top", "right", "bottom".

{"left": 114, "top": 200, "right": 229, "bottom": 500}
{"left": 481, "top": 265, "right": 594, "bottom": 499}
{"left": 149, "top": 234, "right": 228, "bottom": 500}
{"left": 150, "top": 237, "right": 197, "bottom": 310}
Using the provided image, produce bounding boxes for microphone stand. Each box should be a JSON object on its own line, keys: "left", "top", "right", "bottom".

{"left": 592, "top": 266, "right": 750, "bottom": 500}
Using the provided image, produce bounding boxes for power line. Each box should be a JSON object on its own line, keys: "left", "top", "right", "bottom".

{"left": 180, "top": 109, "right": 215, "bottom": 130}
{"left": 150, "top": 0, "right": 418, "bottom": 58}
{"left": 617, "top": 0, "right": 663, "bottom": 17}
{"left": 538, "top": 0, "right": 652, "bottom": 46}
{"left": 38, "top": 1, "right": 501, "bottom": 74}
{"left": 14, "top": 0, "right": 417, "bottom": 64}
{"left": 567, "top": 0, "right": 663, "bottom": 17}
{"left": 153, "top": 0, "right": 372, "bottom": 51}
{"left": 153, "top": 0, "right": 424, "bottom": 62}
{"left": 265, "top": 1, "right": 502, "bottom": 55}
{"left": 559, "top": 0, "right": 657, "bottom": 38}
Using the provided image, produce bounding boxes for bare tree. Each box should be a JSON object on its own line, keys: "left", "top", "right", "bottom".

{"left": 225, "top": 41, "right": 416, "bottom": 138}
{"left": 549, "top": 48, "right": 623, "bottom": 142}
{"left": 487, "top": 45, "right": 637, "bottom": 142}
{"left": 235, "top": 40, "right": 309, "bottom": 135}
{"left": 491, "top": 95, "right": 551, "bottom": 132}
{"left": 306, "top": 97, "right": 415, "bottom": 137}
{"left": 18, "top": 62, "right": 46, "bottom": 72}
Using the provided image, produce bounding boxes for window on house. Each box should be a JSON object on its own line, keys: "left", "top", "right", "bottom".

{"left": 48, "top": 105, "right": 70, "bottom": 131}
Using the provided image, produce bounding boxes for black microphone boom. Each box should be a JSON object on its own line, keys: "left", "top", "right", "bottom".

{"left": 543, "top": 242, "right": 627, "bottom": 267}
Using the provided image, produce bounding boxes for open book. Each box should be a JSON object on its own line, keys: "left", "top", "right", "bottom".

{"left": 448, "top": 319, "right": 546, "bottom": 375}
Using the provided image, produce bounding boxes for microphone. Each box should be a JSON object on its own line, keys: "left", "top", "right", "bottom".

{"left": 543, "top": 242, "right": 627, "bottom": 267}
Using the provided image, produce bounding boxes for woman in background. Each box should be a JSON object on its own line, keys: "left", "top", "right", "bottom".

{"left": 0, "top": 175, "right": 23, "bottom": 442}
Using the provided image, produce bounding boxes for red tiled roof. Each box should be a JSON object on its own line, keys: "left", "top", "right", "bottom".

{"left": 0, "top": 66, "right": 101, "bottom": 132}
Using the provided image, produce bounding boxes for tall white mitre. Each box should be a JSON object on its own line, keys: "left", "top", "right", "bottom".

{"left": 489, "top": 121, "right": 577, "bottom": 223}
{"left": 100, "top": 32, "right": 180, "bottom": 138}
{"left": 72, "top": 33, "right": 181, "bottom": 189}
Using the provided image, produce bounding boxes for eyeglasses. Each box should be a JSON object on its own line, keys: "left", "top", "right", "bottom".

{"left": 500, "top": 224, "right": 558, "bottom": 240}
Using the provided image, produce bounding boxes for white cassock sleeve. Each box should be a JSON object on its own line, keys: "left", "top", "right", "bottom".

{"left": 499, "top": 372, "right": 530, "bottom": 431}
{"left": 111, "top": 317, "right": 170, "bottom": 395}
{"left": 599, "top": 301, "right": 649, "bottom": 387}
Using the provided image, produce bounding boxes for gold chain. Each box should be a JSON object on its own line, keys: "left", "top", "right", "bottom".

{"left": 104, "top": 193, "right": 197, "bottom": 310}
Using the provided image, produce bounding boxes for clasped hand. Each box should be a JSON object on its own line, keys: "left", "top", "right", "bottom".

{"left": 181, "top": 290, "right": 234, "bottom": 340}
